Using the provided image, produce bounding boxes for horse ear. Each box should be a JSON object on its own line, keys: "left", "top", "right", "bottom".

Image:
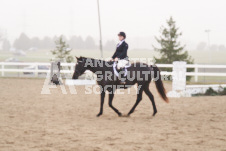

{"left": 75, "top": 56, "right": 79, "bottom": 60}
{"left": 78, "top": 56, "right": 84, "bottom": 61}
{"left": 76, "top": 56, "right": 83, "bottom": 61}
{"left": 81, "top": 57, "right": 86, "bottom": 62}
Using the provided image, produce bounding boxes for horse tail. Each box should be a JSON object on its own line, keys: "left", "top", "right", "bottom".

{"left": 151, "top": 65, "right": 169, "bottom": 103}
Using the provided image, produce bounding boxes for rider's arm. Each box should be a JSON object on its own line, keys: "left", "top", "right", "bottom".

{"left": 112, "top": 50, "right": 118, "bottom": 59}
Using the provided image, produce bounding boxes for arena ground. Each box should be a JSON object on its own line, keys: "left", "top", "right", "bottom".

{"left": 0, "top": 78, "right": 226, "bottom": 150}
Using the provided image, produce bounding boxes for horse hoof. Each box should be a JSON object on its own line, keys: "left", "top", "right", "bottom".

{"left": 118, "top": 113, "right": 122, "bottom": 117}
{"left": 96, "top": 113, "right": 102, "bottom": 117}
{"left": 153, "top": 112, "right": 157, "bottom": 116}
{"left": 122, "top": 114, "right": 130, "bottom": 117}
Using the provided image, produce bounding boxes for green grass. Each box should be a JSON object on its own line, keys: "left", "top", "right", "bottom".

{"left": 188, "top": 50, "right": 226, "bottom": 64}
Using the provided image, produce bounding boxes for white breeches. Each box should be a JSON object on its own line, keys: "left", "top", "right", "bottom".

{"left": 117, "top": 60, "right": 129, "bottom": 69}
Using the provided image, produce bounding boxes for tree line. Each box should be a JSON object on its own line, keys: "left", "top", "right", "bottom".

{"left": 1, "top": 33, "right": 116, "bottom": 51}
{"left": 196, "top": 42, "right": 226, "bottom": 51}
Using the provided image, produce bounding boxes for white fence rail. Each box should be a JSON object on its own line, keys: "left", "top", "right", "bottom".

{"left": 1, "top": 62, "right": 226, "bottom": 82}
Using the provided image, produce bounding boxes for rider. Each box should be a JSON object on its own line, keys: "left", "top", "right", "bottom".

{"left": 111, "top": 32, "right": 129, "bottom": 84}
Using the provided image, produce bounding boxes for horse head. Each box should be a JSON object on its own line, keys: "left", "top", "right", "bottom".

{"left": 72, "top": 56, "right": 87, "bottom": 79}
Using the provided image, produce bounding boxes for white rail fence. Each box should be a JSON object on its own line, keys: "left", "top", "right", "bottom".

{"left": 1, "top": 62, "right": 226, "bottom": 82}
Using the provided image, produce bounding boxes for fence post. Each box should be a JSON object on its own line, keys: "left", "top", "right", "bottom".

{"left": 172, "top": 61, "right": 187, "bottom": 91}
{"left": 35, "top": 64, "right": 38, "bottom": 77}
{"left": 194, "top": 65, "right": 198, "bottom": 82}
{"left": 1, "top": 63, "right": 4, "bottom": 77}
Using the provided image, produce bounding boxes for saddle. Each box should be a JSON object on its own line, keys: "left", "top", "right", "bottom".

{"left": 113, "top": 61, "right": 131, "bottom": 77}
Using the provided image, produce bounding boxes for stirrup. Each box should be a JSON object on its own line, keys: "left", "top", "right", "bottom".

{"left": 120, "top": 81, "right": 126, "bottom": 84}
{"left": 120, "top": 77, "right": 126, "bottom": 84}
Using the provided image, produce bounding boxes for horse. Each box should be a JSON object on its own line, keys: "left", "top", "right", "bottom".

{"left": 72, "top": 56, "right": 169, "bottom": 117}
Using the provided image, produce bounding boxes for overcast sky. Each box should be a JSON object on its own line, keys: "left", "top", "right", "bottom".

{"left": 0, "top": 0, "right": 225, "bottom": 50}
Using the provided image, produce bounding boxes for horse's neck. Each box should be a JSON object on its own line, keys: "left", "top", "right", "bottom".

{"left": 86, "top": 59, "right": 106, "bottom": 74}
{"left": 87, "top": 66, "right": 99, "bottom": 73}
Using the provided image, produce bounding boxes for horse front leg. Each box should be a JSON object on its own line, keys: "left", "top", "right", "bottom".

{"left": 97, "top": 91, "right": 105, "bottom": 117}
{"left": 108, "top": 93, "right": 122, "bottom": 117}
{"left": 127, "top": 85, "right": 143, "bottom": 116}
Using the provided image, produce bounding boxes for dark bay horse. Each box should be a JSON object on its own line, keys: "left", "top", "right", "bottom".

{"left": 72, "top": 56, "right": 168, "bottom": 117}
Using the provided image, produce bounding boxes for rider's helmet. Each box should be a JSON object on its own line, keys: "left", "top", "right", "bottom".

{"left": 118, "top": 32, "right": 126, "bottom": 39}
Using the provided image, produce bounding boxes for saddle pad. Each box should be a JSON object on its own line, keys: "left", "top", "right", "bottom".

{"left": 113, "top": 62, "right": 130, "bottom": 77}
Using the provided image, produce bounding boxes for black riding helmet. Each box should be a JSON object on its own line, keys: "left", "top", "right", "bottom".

{"left": 118, "top": 32, "right": 126, "bottom": 39}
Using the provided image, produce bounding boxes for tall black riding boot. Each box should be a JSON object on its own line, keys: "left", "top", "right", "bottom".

{"left": 119, "top": 68, "right": 126, "bottom": 84}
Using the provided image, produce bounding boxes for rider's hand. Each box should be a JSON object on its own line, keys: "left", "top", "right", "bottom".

{"left": 114, "top": 58, "right": 119, "bottom": 61}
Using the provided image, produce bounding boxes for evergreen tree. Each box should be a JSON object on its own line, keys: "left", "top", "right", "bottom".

{"left": 153, "top": 16, "right": 193, "bottom": 64}
{"left": 75, "top": 36, "right": 85, "bottom": 49}
{"left": 69, "top": 35, "right": 85, "bottom": 49}
{"left": 51, "top": 36, "right": 74, "bottom": 63}
{"left": 13, "top": 33, "right": 31, "bottom": 50}
{"left": 84, "top": 36, "right": 96, "bottom": 49}
{"left": 41, "top": 36, "right": 54, "bottom": 49}
{"left": 153, "top": 16, "right": 194, "bottom": 81}
{"left": 69, "top": 35, "right": 78, "bottom": 49}
{"left": 30, "top": 37, "right": 41, "bottom": 49}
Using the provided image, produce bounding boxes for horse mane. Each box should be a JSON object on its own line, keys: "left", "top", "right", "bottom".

{"left": 79, "top": 56, "right": 114, "bottom": 65}
{"left": 78, "top": 56, "right": 150, "bottom": 67}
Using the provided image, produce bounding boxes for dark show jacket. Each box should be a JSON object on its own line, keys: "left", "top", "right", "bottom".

{"left": 112, "top": 41, "right": 128, "bottom": 59}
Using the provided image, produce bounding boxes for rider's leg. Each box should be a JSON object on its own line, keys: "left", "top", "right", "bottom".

{"left": 119, "top": 67, "right": 126, "bottom": 84}
{"left": 117, "top": 60, "right": 128, "bottom": 84}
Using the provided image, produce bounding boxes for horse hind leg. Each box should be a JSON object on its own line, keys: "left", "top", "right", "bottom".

{"left": 144, "top": 85, "right": 157, "bottom": 116}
